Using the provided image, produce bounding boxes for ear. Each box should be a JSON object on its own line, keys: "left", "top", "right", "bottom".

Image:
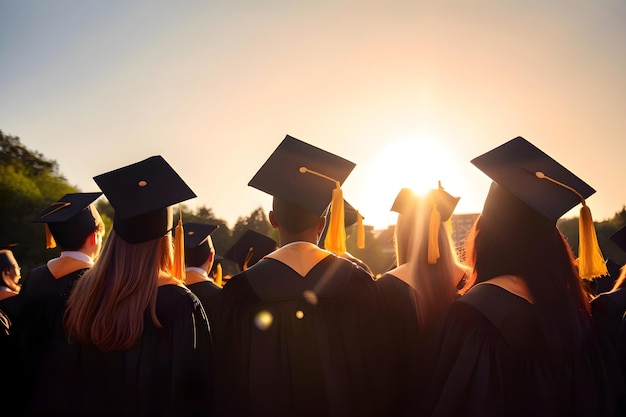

{"left": 88, "top": 231, "right": 97, "bottom": 246}
{"left": 269, "top": 211, "right": 279, "bottom": 228}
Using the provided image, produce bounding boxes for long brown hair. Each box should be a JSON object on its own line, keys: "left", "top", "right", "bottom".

{"left": 463, "top": 185, "right": 592, "bottom": 352}
{"left": 394, "top": 196, "right": 462, "bottom": 331}
{"left": 64, "top": 230, "right": 175, "bottom": 352}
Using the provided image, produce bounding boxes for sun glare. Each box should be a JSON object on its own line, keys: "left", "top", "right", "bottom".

{"left": 353, "top": 136, "right": 465, "bottom": 230}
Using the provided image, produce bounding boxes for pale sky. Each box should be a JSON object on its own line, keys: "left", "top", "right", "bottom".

{"left": 1, "top": 0, "right": 625, "bottom": 229}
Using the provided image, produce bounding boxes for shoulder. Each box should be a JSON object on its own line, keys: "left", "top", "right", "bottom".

{"left": 157, "top": 285, "right": 201, "bottom": 310}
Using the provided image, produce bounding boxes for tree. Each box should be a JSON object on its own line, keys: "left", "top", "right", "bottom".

{"left": 0, "top": 131, "right": 78, "bottom": 274}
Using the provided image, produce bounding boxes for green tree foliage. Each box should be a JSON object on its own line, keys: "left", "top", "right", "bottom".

{"left": 0, "top": 131, "right": 78, "bottom": 275}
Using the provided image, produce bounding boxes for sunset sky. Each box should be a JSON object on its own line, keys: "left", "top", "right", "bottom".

{"left": 1, "top": 1, "right": 624, "bottom": 229}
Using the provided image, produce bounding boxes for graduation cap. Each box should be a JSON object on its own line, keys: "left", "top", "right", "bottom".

{"left": 224, "top": 229, "right": 277, "bottom": 271}
{"left": 93, "top": 155, "right": 196, "bottom": 244}
{"left": 391, "top": 182, "right": 460, "bottom": 264}
{"left": 319, "top": 199, "right": 366, "bottom": 250}
{"left": 184, "top": 222, "right": 219, "bottom": 268}
{"left": 0, "top": 249, "right": 18, "bottom": 271}
{"left": 610, "top": 226, "right": 626, "bottom": 253}
{"left": 32, "top": 192, "right": 103, "bottom": 249}
{"left": 471, "top": 136, "right": 606, "bottom": 279}
{"left": 391, "top": 183, "right": 460, "bottom": 222}
{"left": 248, "top": 135, "right": 356, "bottom": 254}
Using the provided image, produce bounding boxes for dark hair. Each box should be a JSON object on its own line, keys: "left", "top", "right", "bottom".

{"left": 463, "top": 185, "right": 592, "bottom": 352}
{"left": 272, "top": 197, "right": 322, "bottom": 234}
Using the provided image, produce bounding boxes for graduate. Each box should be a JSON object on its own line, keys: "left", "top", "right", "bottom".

{"left": 421, "top": 136, "right": 625, "bottom": 416}
{"left": 42, "top": 156, "right": 214, "bottom": 417}
{"left": 19, "top": 192, "right": 105, "bottom": 414}
{"left": 375, "top": 184, "right": 469, "bottom": 415}
{"left": 214, "top": 135, "right": 391, "bottom": 417}
{"left": 183, "top": 222, "right": 221, "bottom": 326}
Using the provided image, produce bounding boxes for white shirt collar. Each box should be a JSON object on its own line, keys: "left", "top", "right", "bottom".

{"left": 58, "top": 251, "right": 94, "bottom": 265}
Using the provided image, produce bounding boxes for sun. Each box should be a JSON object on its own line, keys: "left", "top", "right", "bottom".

{"left": 346, "top": 135, "right": 465, "bottom": 230}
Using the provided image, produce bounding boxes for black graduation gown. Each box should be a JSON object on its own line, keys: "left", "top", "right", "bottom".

{"left": 34, "top": 285, "right": 214, "bottom": 417}
{"left": 186, "top": 280, "right": 222, "bottom": 329}
{"left": 214, "top": 255, "right": 391, "bottom": 417}
{"left": 591, "top": 288, "right": 626, "bottom": 345}
{"left": 421, "top": 284, "right": 625, "bottom": 417}
{"left": 8, "top": 265, "right": 88, "bottom": 415}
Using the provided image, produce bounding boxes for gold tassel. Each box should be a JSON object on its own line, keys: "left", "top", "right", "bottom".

{"left": 172, "top": 209, "right": 185, "bottom": 281}
{"left": 214, "top": 263, "right": 223, "bottom": 287}
{"left": 356, "top": 211, "right": 365, "bottom": 249}
{"left": 324, "top": 186, "right": 347, "bottom": 255}
{"left": 578, "top": 204, "right": 608, "bottom": 279}
{"left": 299, "top": 166, "right": 347, "bottom": 255}
{"left": 535, "top": 171, "right": 607, "bottom": 280}
{"left": 428, "top": 202, "right": 441, "bottom": 264}
{"left": 243, "top": 246, "right": 254, "bottom": 271}
{"left": 44, "top": 224, "right": 57, "bottom": 249}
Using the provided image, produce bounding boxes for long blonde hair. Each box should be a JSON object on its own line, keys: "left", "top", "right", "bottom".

{"left": 394, "top": 196, "right": 462, "bottom": 331}
{"left": 64, "top": 230, "right": 175, "bottom": 352}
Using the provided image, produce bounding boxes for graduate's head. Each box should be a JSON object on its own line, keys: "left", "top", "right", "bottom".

{"left": 183, "top": 222, "right": 218, "bottom": 269}
{"left": 248, "top": 135, "right": 356, "bottom": 250}
{"left": 0, "top": 249, "right": 20, "bottom": 291}
{"left": 469, "top": 136, "right": 605, "bottom": 280}
{"left": 271, "top": 197, "right": 322, "bottom": 234}
{"left": 391, "top": 184, "right": 460, "bottom": 266}
{"left": 32, "top": 192, "right": 104, "bottom": 251}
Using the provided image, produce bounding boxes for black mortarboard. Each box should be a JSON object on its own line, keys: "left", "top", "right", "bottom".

{"left": 184, "top": 222, "right": 219, "bottom": 267}
{"left": 391, "top": 185, "right": 460, "bottom": 222}
{"left": 472, "top": 136, "right": 606, "bottom": 279}
{"left": 93, "top": 155, "right": 196, "bottom": 244}
{"left": 610, "top": 226, "right": 626, "bottom": 253}
{"left": 322, "top": 199, "right": 361, "bottom": 228}
{"left": 224, "top": 229, "right": 277, "bottom": 271}
{"left": 318, "top": 199, "right": 366, "bottom": 249}
{"left": 471, "top": 136, "right": 595, "bottom": 222}
{"left": 248, "top": 135, "right": 356, "bottom": 217}
{"left": 32, "top": 192, "right": 102, "bottom": 249}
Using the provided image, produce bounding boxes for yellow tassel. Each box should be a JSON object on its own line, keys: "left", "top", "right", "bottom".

{"left": 214, "top": 263, "right": 223, "bottom": 287}
{"left": 578, "top": 204, "right": 608, "bottom": 280}
{"left": 243, "top": 246, "right": 254, "bottom": 271}
{"left": 428, "top": 202, "right": 441, "bottom": 265}
{"left": 356, "top": 211, "right": 365, "bottom": 249}
{"left": 44, "top": 224, "right": 57, "bottom": 249}
{"left": 324, "top": 186, "right": 347, "bottom": 255}
{"left": 172, "top": 217, "right": 186, "bottom": 281}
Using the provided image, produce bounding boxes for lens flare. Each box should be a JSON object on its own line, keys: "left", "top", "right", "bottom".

{"left": 254, "top": 310, "right": 273, "bottom": 330}
{"left": 303, "top": 290, "right": 318, "bottom": 305}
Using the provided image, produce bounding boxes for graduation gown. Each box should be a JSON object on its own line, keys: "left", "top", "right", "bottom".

{"left": 591, "top": 287, "right": 626, "bottom": 345}
{"left": 421, "top": 283, "right": 625, "bottom": 417}
{"left": 214, "top": 244, "right": 390, "bottom": 417}
{"left": 186, "top": 279, "right": 222, "bottom": 329}
{"left": 10, "top": 265, "right": 88, "bottom": 415}
{"left": 33, "top": 285, "right": 214, "bottom": 417}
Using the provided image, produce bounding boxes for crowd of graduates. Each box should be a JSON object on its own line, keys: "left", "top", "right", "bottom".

{"left": 1, "top": 134, "right": 625, "bottom": 417}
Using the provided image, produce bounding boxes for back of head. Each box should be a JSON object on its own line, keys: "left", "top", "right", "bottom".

{"left": 0, "top": 249, "right": 17, "bottom": 272}
{"left": 32, "top": 192, "right": 104, "bottom": 251}
{"left": 465, "top": 183, "right": 590, "bottom": 350}
{"left": 272, "top": 197, "right": 323, "bottom": 235}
